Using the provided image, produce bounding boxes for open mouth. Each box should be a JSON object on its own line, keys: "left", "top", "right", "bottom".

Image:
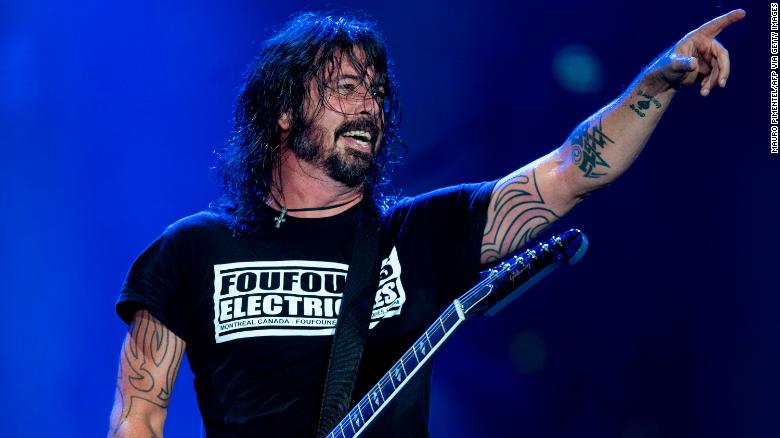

{"left": 335, "top": 120, "right": 379, "bottom": 153}
{"left": 339, "top": 130, "right": 373, "bottom": 149}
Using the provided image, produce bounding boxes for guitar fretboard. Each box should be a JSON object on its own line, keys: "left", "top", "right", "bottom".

{"left": 326, "top": 301, "right": 465, "bottom": 438}
{"left": 326, "top": 229, "right": 587, "bottom": 438}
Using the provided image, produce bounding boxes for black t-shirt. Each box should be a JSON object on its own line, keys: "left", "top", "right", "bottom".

{"left": 116, "top": 181, "right": 496, "bottom": 437}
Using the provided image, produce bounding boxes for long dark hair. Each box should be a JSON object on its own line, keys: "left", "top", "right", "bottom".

{"left": 212, "top": 12, "right": 403, "bottom": 233}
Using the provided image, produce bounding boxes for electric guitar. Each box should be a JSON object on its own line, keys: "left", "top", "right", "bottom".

{"left": 326, "top": 228, "right": 589, "bottom": 437}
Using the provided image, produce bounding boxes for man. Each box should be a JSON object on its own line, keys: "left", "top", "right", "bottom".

{"left": 108, "top": 10, "right": 745, "bottom": 438}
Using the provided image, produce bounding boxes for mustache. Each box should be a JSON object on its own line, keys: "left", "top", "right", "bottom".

{"left": 334, "top": 118, "right": 380, "bottom": 145}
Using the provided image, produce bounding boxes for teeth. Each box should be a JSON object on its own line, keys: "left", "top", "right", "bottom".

{"left": 342, "top": 130, "right": 372, "bottom": 141}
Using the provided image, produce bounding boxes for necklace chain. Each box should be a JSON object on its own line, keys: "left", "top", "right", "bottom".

{"left": 270, "top": 194, "right": 360, "bottom": 228}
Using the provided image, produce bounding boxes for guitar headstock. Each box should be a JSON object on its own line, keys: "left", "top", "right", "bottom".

{"left": 460, "top": 229, "right": 588, "bottom": 316}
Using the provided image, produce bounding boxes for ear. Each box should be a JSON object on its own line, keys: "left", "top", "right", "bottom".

{"left": 278, "top": 112, "right": 291, "bottom": 131}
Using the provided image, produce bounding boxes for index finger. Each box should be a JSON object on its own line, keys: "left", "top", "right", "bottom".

{"left": 696, "top": 9, "right": 747, "bottom": 38}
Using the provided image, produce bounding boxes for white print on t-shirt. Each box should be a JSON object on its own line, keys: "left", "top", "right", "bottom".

{"left": 212, "top": 247, "right": 406, "bottom": 343}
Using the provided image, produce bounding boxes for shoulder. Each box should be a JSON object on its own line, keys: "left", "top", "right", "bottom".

{"left": 384, "top": 180, "right": 497, "bottom": 217}
{"left": 161, "top": 210, "right": 232, "bottom": 243}
{"left": 168, "top": 210, "right": 226, "bottom": 230}
{"left": 380, "top": 180, "right": 497, "bottom": 235}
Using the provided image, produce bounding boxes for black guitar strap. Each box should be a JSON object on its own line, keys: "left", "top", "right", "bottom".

{"left": 316, "top": 206, "right": 381, "bottom": 438}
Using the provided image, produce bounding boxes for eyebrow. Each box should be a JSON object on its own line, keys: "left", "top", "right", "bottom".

{"left": 336, "top": 73, "right": 386, "bottom": 86}
{"left": 336, "top": 74, "right": 363, "bottom": 81}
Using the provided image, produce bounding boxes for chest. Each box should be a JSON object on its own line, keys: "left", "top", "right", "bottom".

{"left": 183, "top": 232, "right": 447, "bottom": 372}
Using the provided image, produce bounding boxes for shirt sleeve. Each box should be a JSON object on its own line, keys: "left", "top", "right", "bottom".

{"left": 387, "top": 180, "right": 498, "bottom": 301}
{"left": 116, "top": 223, "right": 189, "bottom": 341}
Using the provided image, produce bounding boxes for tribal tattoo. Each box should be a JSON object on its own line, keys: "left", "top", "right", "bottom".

{"left": 570, "top": 117, "right": 614, "bottom": 179}
{"left": 481, "top": 168, "right": 561, "bottom": 264}
{"left": 629, "top": 89, "right": 662, "bottom": 118}
{"left": 111, "top": 310, "right": 185, "bottom": 435}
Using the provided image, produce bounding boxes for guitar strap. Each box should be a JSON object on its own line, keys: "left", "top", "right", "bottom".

{"left": 316, "top": 205, "right": 381, "bottom": 438}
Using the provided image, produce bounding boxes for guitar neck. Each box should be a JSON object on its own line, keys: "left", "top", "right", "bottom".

{"left": 326, "top": 300, "right": 467, "bottom": 438}
{"left": 327, "top": 229, "right": 588, "bottom": 438}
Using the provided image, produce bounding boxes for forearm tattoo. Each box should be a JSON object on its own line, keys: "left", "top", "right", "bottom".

{"left": 481, "top": 168, "right": 561, "bottom": 264}
{"left": 629, "top": 88, "right": 662, "bottom": 118}
{"left": 111, "top": 310, "right": 185, "bottom": 434}
{"left": 571, "top": 117, "right": 614, "bottom": 179}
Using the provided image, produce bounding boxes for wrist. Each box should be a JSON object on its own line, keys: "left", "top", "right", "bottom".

{"left": 637, "top": 67, "right": 677, "bottom": 96}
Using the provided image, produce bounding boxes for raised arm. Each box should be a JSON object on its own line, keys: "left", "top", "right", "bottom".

{"left": 108, "top": 309, "right": 186, "bottom": 438}
{"left": 480, "top": 9, "right": 745, "bottom": 264}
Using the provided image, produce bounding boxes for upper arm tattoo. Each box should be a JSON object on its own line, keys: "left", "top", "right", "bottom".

{"left": 481, "top": 168, "right": 561, "bottom": 264}
{"left": 111, "top": 310, "right": 185, "bottom": 434}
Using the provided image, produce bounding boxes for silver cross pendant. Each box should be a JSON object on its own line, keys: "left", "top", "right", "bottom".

{"left": 273, "top": 207, "right": 287, "bottom": 228}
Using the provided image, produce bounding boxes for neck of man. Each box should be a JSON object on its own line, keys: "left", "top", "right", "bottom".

{"left": 268, "top": 147, "right": 364, "bottom": 218}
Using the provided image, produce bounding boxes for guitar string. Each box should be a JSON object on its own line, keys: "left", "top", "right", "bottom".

{"left": 460, "top": 242, "right": 557, "bottom": 310}
{"left": 348, "top": 305, "right": 459, "bottom": 426}
{"left": 338, "top": 248, "right": 551, "bottom": 435}
{"left": 344, "top": 265, "right": 525, "bottom": 432}
{"left": 338, "top": 283, "right": 518, "bottom": 437}
{"left": 344, "top": 297, "right": 491, "bottom": 434}
{"left": 349, "top": 264, "right": 524, "bottom": 402}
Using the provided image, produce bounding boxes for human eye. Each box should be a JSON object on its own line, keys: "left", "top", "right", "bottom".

{"left": 370, "top": 84, "right": 386, "bottom": 99}
{"left": 335, "top": 78, "right": 359, "bottom": 95}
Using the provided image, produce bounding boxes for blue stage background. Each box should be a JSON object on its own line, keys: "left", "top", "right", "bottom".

{"left": 0, "top": 0, "right": 773, "bottom": 436}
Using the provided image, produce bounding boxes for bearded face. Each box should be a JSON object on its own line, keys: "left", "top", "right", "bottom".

{"left": 282, "top": 47, "right": 386, "bottom": 188}
{"left": 289, "top": 115, "right": 380, "bottom": 188}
